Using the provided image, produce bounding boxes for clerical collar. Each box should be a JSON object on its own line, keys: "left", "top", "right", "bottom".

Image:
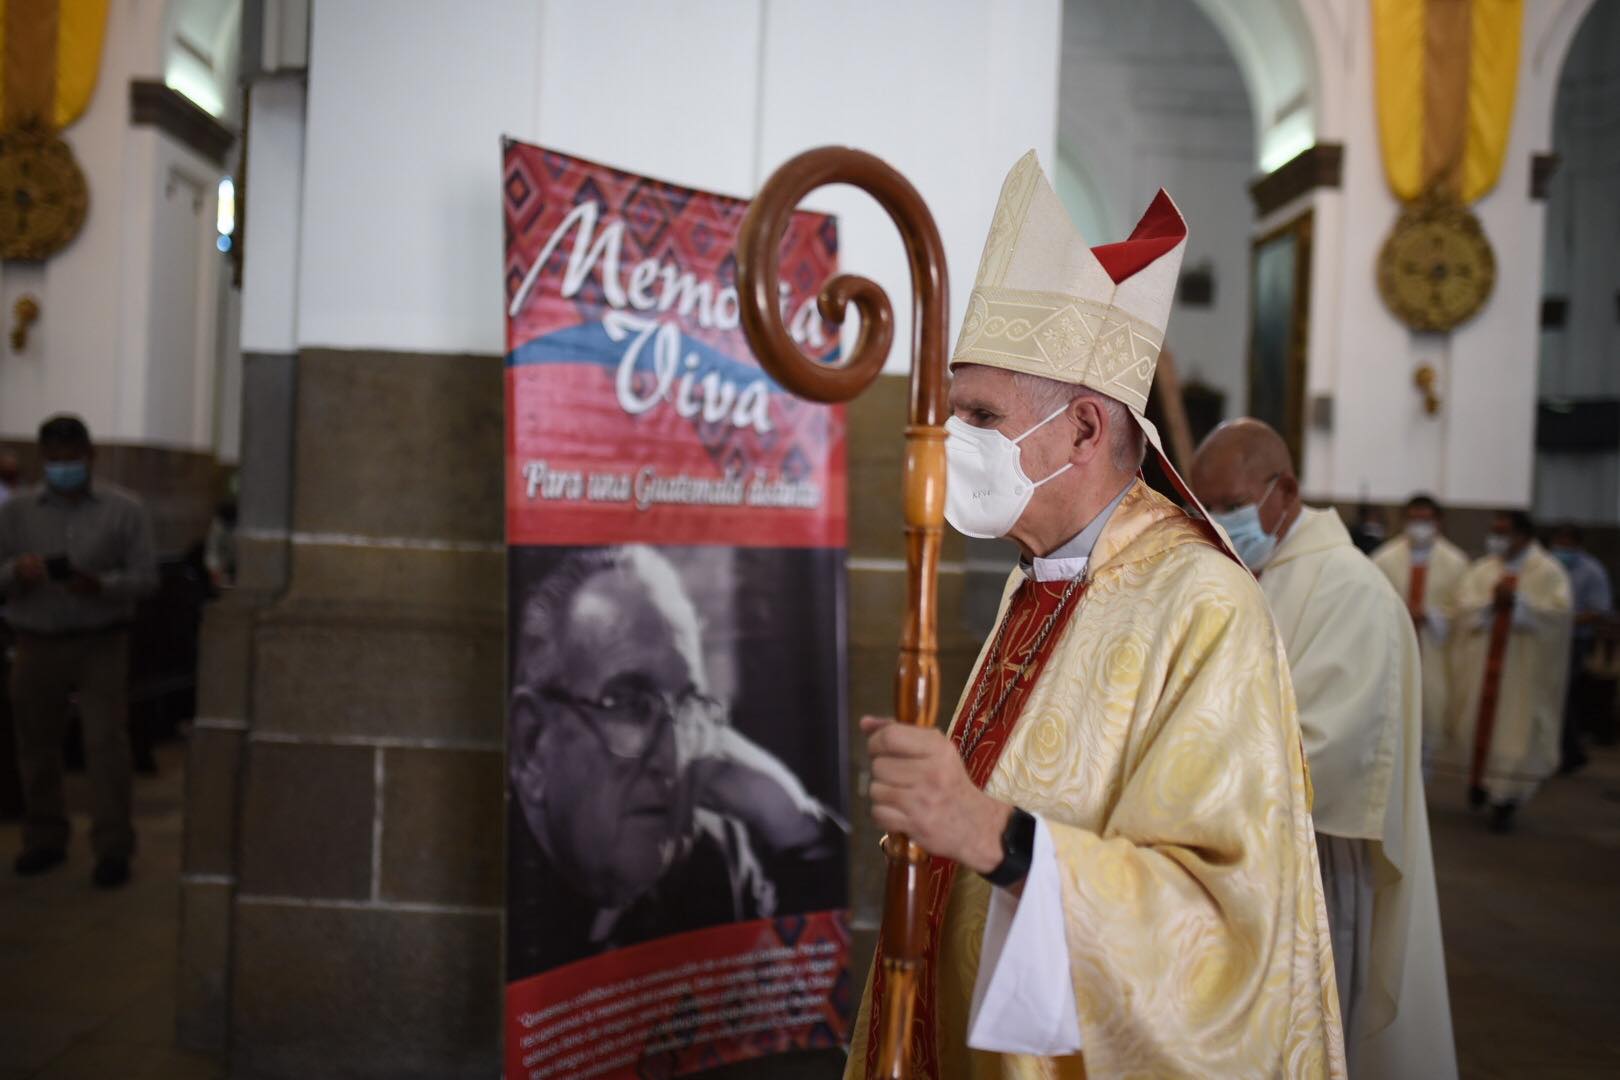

{"left": 1276, "top": 508, "right": 1303, "bottom": 550}
{"left": 1021, "top": 481, "right": 1133, "bottom": 582}
{"left": 1409, "top": 541, "right": 1431, "bottom": 567}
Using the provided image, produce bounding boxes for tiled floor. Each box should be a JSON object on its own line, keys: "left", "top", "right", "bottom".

{"left": 1431, "top": 746, "right": 1620, "bottom": 1079}
{"left": 0, "top": 743, "right": 222, "bottom": 1080}
{"left": 3, "top": 740, "right": 1619, "bottom": 1078}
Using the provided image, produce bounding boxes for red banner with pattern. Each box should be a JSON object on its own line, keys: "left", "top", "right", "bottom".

{"left": 502, "top": 141, "right": 852, "bottom": 1080}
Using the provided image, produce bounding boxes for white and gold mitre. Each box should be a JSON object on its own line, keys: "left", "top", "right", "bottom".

{"left": 950, "top": 150, "right": 1188, "bottom": 415}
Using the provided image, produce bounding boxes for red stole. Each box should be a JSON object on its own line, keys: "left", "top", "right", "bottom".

{"left": 1470, "top": 572, "right": 1518, "bottom": 788}
{"left": 1408, "top": 561, "right": 1429, "bottom": 630}
{"left": 865, "top": 575, "right": 1089, "bottom": 1079}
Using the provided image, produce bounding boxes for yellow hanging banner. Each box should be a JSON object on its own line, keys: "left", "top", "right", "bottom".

{"left": 1462, "top": 0, "right": 1521, "bottom": 202}
{"left": 1372, "top": 0, "right": 1522, "bottom": 204}
{"left": 1373, "top": 0, "right": 1427, "bottom": 201}
{"left": 0, "top": 0, "right": 109, "bottom": 133}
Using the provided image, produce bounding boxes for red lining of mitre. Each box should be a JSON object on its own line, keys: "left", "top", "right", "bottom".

{"left": 1089, "top": 190, "right": 1186, "bottom": 285}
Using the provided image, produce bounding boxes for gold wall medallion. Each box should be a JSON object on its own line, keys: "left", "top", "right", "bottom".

{"left": 1376, "top": 194, "right": 1496, "bottom": 333}
{"left": 0, "top": 126, "right": 89, "bottom": 261}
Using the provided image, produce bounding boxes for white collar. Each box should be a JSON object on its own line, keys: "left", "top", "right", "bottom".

{"left": 1023, "top": 481, "right": 1133, "bottom": 583}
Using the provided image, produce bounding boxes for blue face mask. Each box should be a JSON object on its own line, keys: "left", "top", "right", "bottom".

{"left": 1210, "top": 475, "right": 1282, "bottom": 571}
{"left": 1554, "top": 548, "right": 1580, "bottom": 569}
{"left": 43, "top": 460, "right": 89, "bottom": 493}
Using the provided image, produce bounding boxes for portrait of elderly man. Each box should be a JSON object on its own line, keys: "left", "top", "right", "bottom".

{"left": 506, "top": 544, "right": 846, "bottom": 978}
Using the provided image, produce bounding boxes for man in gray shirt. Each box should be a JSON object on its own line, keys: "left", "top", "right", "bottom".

{"left": 0, "top": 416, "right": 157, "bottom": 888}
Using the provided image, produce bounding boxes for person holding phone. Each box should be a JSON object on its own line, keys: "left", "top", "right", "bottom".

{"left": 0, "top": 415, "right": 157, "bottom": 888}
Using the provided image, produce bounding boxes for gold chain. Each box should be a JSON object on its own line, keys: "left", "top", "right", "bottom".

{"left": 957, "top": 573, "right": 1086, "bottom": 763}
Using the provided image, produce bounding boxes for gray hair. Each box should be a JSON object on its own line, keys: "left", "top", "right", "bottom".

{"left": 512, "top": 545, "right": 700, "bottom": 694}
{"left": 1011, "top": 372, "right": 1147, "bottom": 472}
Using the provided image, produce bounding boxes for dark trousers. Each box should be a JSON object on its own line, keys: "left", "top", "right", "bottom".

{"left": 8, "top": 631, "right": 134, "bottom": 858}
{"left": 1562, "top": 645, "right": 1585, "bottom": 768}
{"left": 0, "top": 622, "right": 22, "bottom": 816}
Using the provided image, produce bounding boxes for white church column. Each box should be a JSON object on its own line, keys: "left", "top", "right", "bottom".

{"left": 1295, "top": 0, "right": 1594, "bottom": 518}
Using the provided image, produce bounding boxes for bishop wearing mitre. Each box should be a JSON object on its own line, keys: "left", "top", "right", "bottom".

{"left": 846, "top": 152, "right": 1345, "bottom": 1079}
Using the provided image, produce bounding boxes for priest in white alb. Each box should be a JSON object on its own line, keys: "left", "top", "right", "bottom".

{"left": 1439, "top": 509, "right": 1573, "bottom": 832}
{"left": 1190, "top": 420, "right": 1455, "bottom": 1080}
{"left": 845, "top": 152, "right": 1345, "bottom": 1079}
{"left": 1372, "top": 495, "right": 1471, "bottom": 762}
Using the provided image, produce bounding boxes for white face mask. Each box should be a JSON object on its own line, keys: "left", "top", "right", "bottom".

{"left": 1406, "top": 521, "right": 1438, "bottom": 547}
{"left": 943, "top": 404, "right": 1073, "bottom": 539}
{"left": 1485, "top": 534, "right": 1511, "bottom": 558}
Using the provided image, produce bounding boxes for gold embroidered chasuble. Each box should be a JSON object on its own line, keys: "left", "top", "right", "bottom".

{"left": 1439, "top": 543, "right": 1573, "bottom": 802}
{"left": 845, "top": 482, "right": 1346, "bottom": 1079}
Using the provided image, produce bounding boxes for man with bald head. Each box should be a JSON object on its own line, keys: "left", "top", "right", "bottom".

{"left": 1191, "top": 418, "right": 1454, "bottom": 1078}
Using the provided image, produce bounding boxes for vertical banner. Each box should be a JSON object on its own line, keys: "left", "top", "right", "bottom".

{"left": 501, "top": 140, "right": 852, "bottom": 1080}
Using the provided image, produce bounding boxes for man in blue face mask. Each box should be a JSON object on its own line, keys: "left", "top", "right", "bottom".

{"left": 1187, "top": 420, "right": 1298, "bottom": 572}
{"left": 1190, "top": 418, "right": 1456, "bottom": 1078}
{"left": 0, "top": 415, "right": 157, "bottom": 888}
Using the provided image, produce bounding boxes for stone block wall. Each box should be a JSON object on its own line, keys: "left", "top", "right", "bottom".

{"left": 229, "top": 350, "right": 505, "bottom": 1080}
{"left": 176, "top": 351, "right": 1620, "bottom": 1077}
{"left": 173, "top": 357, "right": 1017, "bottom": 1078}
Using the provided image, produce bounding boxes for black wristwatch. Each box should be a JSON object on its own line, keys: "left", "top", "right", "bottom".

{"left": 982, "top": 807, "right": 1036, "bottom": 888}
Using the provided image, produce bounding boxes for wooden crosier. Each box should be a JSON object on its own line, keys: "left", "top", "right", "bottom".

{"left": 735, "top": 147, "right": 947, "bottom": 1080}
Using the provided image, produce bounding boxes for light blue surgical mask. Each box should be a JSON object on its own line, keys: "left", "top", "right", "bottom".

{"left": 43, "top": 460, "right": 89, "bottom": 493}
{"left": 1553, "top": 548, "right": 1579, "bottom": 569}
{"left": 1210, "top": 474, "right": 1282, "bottom": 571}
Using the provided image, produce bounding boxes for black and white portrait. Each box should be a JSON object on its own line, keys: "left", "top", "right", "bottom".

{"left": 506, "top": 544, "right": 849, "bottom": 979}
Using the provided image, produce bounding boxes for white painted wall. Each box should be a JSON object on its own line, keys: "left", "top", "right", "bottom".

{"left": 753, "top": 2, "right": 1061, "bottom": 375}
{"left": 1289, "top": 0, "right": 1593, "bottom": 508}
{"left": 0, "top": 0, "right": 239, "bottom": 458}
{"left": 165, "top": 0, "right": 244, "bottom": 123}
{"left": 1056, "top": 0, "right": 1255, "bottom": 422}
{"left": 297, "top": 0, "right": 542, "bottom": 355}
{"left": 294, "top": 0, "right": 1061, "bottom": 372}
{"left": 532, "top": 1, "right": 761, "bottom": 198}
{"left": 0, "top": 0, "right": 159, "bottom": 442}
{"left": 1188, "top": 0, "right": 1318, "bottom": 172}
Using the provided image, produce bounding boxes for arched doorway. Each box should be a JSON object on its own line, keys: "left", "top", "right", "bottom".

{"left": 1534, "top": 1, "right": 1620, "bottom": 535}
{"left": 1055, "top": 0, "right": 1321, "bottom": 454}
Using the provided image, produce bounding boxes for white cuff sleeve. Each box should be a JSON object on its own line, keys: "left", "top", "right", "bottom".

{"left": 1425, "top": 610, "right": 1450, "bottom": 644}
{"left": 966, "top": 818, "right": 1083, "bottom": 1056}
